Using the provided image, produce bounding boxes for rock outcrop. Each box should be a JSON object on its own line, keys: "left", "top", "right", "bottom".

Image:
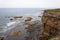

{"left": 40, "top": 9, "right": 60, "bottom": 40}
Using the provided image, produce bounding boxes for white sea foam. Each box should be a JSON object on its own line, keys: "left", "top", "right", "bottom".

{"left": 6, "top": 21, "right": 21, "bottom": 30}
{"left": 7, "top": 21, "right": 16, "bottom": 27}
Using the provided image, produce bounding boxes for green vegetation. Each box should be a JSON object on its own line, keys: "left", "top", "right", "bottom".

{"left": 45, "top": 9, "right": 60, "bottom": 12}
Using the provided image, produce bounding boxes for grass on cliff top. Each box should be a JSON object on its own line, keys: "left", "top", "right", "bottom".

{"left": 45, "top": 9, "right": 60, "bottom": 12}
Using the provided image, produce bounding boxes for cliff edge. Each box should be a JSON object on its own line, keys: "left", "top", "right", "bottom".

{"left": 40, "top": 9, "right": 60, "bottom": 40}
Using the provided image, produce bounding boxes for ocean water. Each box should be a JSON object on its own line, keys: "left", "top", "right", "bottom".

{"left": 0, "top": 8, "right": 43, "bottom": 40}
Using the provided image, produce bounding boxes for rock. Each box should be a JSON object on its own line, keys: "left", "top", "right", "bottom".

{"left": 14, "top": 16, "right": 23, "bottom": 18}
{"left": 0, "top": 37, "right": 4, "bottom": 40}
{"left": 10, "top": 31, "right": 21, "bottom": 36}
{"left": 49, "top": 36, "right": 60, "bottom": 40}
{"left": 25, "top": 17, "right": 32, "bottom": 22}
{"left": 41, "top": 9, "right": 60, "bottom": 40}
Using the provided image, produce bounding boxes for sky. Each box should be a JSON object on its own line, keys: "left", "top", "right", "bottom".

{"left": 0, "top": 0, "right": 60, "bottom": 9}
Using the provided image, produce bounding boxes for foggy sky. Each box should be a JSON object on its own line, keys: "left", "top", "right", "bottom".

{"left": 0, "top": 0, "right": 60, "bottom": 8}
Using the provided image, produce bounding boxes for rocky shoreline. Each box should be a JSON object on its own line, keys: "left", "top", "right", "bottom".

{"left": 0, "top": 9, "right": 60, "bottom": 40}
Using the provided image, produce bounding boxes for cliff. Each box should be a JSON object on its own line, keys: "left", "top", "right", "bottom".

{"left": 40, "top": 9, "right": 60, "bottom": 40}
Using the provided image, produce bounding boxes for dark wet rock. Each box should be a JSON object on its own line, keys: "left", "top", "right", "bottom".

{"left": 0, "top": 37, "right": 4, "bottom": 40}
{"left": 25, "top": 20, "right": 41, "bottom": 40}
{"left": 10, "top": 19, "right": 13, "bottom": 20}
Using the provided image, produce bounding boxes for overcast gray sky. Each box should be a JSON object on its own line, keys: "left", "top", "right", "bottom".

{"left": 0, "top": 0, "right": 60, "bottom": 8}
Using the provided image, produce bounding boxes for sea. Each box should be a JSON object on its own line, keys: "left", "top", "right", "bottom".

{"left": 0, "top": 8, "right": 44, "bottom": 40}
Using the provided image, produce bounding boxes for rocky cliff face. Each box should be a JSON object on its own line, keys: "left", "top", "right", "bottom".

{"left": 40, "top": 9, "right": 60, "bottom": 40}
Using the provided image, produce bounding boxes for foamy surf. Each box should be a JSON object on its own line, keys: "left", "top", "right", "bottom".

{"left": 0, "top": 21, "right": 17, "bottom": 33}
{"left": 7, "top": 21, "right": 16, "bottom": 27}
{"left": 6, "top": 20, "right": 21, "bottom": 30}
{"left": 6, "top": 21, "right": 21, "bottom": 31}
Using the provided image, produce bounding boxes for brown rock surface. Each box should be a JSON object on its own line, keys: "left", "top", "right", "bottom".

{"left": 40, "top": 9, "right": 60, "bottom": 40}
{"left": 49, "top": 35, "right": 60, "bottom": 40}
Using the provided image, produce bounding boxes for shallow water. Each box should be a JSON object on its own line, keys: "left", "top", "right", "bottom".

{"left": 0, "top": 15, "right": 42, "bottom": 40}
{"left": 0, "top": 9, "right": 43, "bottom": 40}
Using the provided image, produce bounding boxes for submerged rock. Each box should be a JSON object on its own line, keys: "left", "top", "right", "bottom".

{"left": 10, "top": 31, "right": 21, "bottom": 36}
